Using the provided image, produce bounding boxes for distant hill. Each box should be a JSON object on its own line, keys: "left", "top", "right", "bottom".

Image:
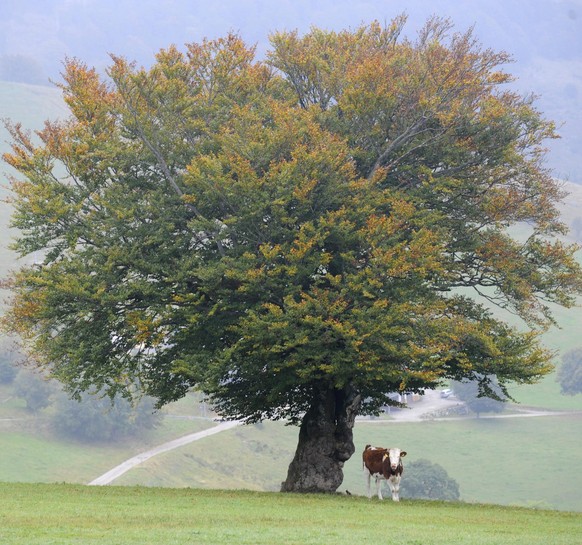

{"left": 0, "top": 82, "right": 68, "bottom": 279}
{"left": 0, "top": 81, "right": 67, "bottom": 135}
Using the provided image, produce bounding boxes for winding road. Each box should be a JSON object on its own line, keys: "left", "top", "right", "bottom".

{"left": 88, "top": 420, "right": 241, "bottom": 485}
{"left": 88, "top": 390, "right": 581, "bottom": 486}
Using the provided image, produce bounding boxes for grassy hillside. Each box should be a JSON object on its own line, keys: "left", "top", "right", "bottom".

{"left": 350, "top": 417, "right": 582, "bottom": 511}
{"left": 109, "top": 415, "right": 582, "bottom": 513}
{"left": 3, "top": 386, "right": 581, "bottom": 511}
{"left": 0, "top": 81, "right": 581, "bottom": 517}
{"left": 0, "top": 420, "right": 214, "bottom": 485}
{"left": 0, "top": 483, "right": 580, "bottom": 545}
{"left": 0, "top": 388, "right": 214, "bottom": 484}
{"left": 0, "top": 82, "right": 68, "bottom": 281}
{"left": 0, "top": 82, "right": 66, "bottom": 142}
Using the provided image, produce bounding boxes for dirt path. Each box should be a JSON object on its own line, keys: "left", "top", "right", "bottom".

{"left": 357, "top": 389, "right": 582, "bottom": 423}
{"left": 88, "top": 420, "right": 241, "bottom": 486}
{"left": 89, "top": 390, "right": 581, "bottom": 486}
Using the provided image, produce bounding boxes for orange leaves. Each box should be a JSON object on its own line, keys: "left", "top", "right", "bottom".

{"left": 476, "top": 231, "right": 521, "bottom": 270}
{"left": 267, "top": 17, "right": 518, "bottom": 184}
{"left": 1, "top": 274, "right": 44, "bottom": 340}
{"left": 186, "top": 32, "right": 256, "bottom": 86}
{"left": 126, "top": 311, "right": 165, "bottom": 346}
{"left": 268, "top": 18, "right": 409, "bottom": 112}
{"left": 2, "top": 121, "right": 54, "bottom": 181}
{"left": 292, "top": 176, "right": 317, "bottom": 202}
{"left": 289, "top": 235, "right": 317, "bottom": 261}
{"left": 361, "top": 198, "right": 444, "bottom": 280}
{"left": 58, "top": 58, "right": 118, "bottom": 130}
{"left": 365, "top": 198, "right": 416, "bottom": 235}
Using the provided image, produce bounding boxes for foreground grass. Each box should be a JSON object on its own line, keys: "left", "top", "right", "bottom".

{"left": 0, "top": 483, "right": 579, "bottom": 545}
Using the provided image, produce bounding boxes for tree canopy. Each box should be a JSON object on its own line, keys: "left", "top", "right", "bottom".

{"left": 3, "top": 17, "right": 581, "bottom": 492}
{"left": 399, "top": 458, "right": 460, "bottom": 501}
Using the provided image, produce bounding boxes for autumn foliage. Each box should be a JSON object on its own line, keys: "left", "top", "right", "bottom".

{"left": 3, "top": 17, "right": 581, "bottom": 492}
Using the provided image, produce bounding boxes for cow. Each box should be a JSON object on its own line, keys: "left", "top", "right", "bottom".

{"left": 362, "top": 444, "right": 407, "bottom": 501}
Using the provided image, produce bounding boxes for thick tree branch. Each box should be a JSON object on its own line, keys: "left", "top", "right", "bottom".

{"left": 367, "top": 115, "right": 428, "bottom": 180}
{"left": 126, "top": 109, "right": 226, "bottom": 258}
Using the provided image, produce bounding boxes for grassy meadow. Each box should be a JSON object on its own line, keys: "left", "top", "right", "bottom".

{"left": 0, "top": 387, "right": 215, "bottom": 484}
{"left": 350, "top": 416, "right": 582, "bottom": 510}
{"left": 0, "top": 81, "right": 581, "bottom": 529}
{"left": 2, "top": 379, "right": 581, "bottom": 511}
{"left": 108, "top": 415, "right": 582, "bottom": 512}
{"left": 0, "top": 419, "right": 214, "bottom": 485}
{"left": 0, "top": 483, "right": 580, "bottom": 545}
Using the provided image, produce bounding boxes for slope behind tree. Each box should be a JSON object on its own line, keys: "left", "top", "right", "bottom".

{"left": 2, "top": 18, "right": 581, "bottom": 493}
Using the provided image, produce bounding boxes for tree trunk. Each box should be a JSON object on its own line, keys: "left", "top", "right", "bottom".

{"left": 281, "top": 384, "right": 361, "bottom": 493}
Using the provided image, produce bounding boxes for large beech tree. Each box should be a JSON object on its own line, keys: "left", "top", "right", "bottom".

{"left": 3, "top": 18, "right": 581, "bottom": 492}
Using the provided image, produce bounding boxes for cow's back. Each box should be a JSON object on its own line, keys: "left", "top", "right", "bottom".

{"left": 363, "top": 445, "right": 388, "bottom": 474}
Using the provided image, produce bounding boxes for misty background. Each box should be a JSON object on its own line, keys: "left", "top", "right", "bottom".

{"left": 0, "top": 0, "right": 581, "bottom": 183}
{"left": 0, "top": 0, "right": 581, "bottom": 511}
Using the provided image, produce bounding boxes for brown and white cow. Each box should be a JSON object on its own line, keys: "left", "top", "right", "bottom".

{"left": 362, "top": 444, "right": 407, "bottom": 501}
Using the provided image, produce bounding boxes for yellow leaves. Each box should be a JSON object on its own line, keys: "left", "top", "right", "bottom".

{"left": 126, "top": 311, "right": 166, "bottom": 346}
{"left": 363, "top": 203, "right": 444, "bottom": 280}
{"left": 261, "top": 302, "right": 284, "bottom": 317}
{"left": 181, "top": 194, "right": 197, "bottom": 206}
{"left": 292, "top": 177, "right": 317, "bottom": 201}
{"left": 185, "top": 154, "right": 223, "bottom": 183}
{"left": 126, "top": 312, "right": 152, "bottom": 343}
{"left": 58, "top": 58, "right": 118, "bottom": 131}
{"left": 478, "top": 95, "right": 510, "bottom": 123}
{"left": 3, "top": 289, "right": 43, "bottom": 339}
{"left": 365, "top": 200, "right": 415, "bottom": 237}
{"left": 289, "top": 237, "right": 316, "bottom": 260}
{"left": 488, "top": 70, "right": 512, "bottom": 85}
{"left": 259, "top": 243, "right": 283, "bottom": 260}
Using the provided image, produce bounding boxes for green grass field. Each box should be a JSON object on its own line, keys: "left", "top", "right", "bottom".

{"left": 109, "top": 415, "right": 582, "bottom": 512}
{"left": 0, "top": 394, "right": 215, "bottom": 485}
{"left": 0, "top": 420, "right": 213, "bottom": 485}
{"left": 0, "top": 81, "right": 581, "bottom": 530}
{"left": 349, "top": 416, "right": 582, "bottom": 511}
{"left": 0, "top": 483, "right": 580, "bottom": 545}
{"left": 1, "top": 387, "right": 581, "bottom": 511}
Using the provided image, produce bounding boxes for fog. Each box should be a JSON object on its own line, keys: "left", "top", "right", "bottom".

{"left": 1, "top": 0, "right": 581, "bottom": 182}
{"left": 0, "top": 0, "right": 581, "bottom": 512}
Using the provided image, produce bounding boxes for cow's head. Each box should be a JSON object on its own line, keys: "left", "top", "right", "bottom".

{"left": 383, "top": 448, "right": 407, "bottom": 470}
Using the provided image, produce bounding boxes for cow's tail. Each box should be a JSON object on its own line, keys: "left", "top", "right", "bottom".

{"left": 363, "top": 444, "right": 371, "bottom": 469}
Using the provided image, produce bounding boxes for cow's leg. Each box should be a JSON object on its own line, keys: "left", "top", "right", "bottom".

{"left": 365, "top": 469, "right": 372, "bottom": 499}
{"left": 386, "top": 476, "right": 395, "bottom": 501}
{"left": 376, "top": 477, "right": 383, "bottom": 500}
{"left": 389, "top": 475, "right": 401, "bottom": 502}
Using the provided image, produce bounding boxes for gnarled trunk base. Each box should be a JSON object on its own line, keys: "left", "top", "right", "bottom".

{"left": 281, "top": 385, "right": 361, "bottom": 493}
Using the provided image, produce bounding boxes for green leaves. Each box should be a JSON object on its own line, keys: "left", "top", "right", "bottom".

{"left": 3, "top": 18, "right": 580, "bottom": 422}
